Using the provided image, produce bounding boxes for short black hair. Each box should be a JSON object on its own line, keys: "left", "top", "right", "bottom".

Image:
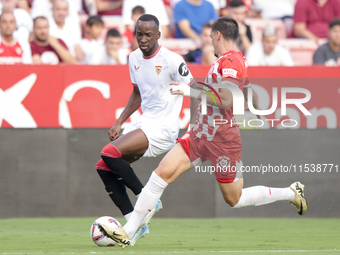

{"left": 137, "top": 14, "right": 159, "bottom": 27}
{"left": 106, "top": 28, "right": 121, "bottom": 39}
{"left": 86, "top": 15, "right": 104, "bottom": 27}
{"left": 132, "top": 5, "right": 145, "bottom": 15}
{"left": 229, "top": 0, "right": 245, "bottom": 8}
{"left": 211, "top": 17, "right": 239, "bottom": 41}
{"left": 330, "top": 18, "right": 340, "bottom": 29}
{"left": 33, "top": 16, "right": 48, "bottom": 27}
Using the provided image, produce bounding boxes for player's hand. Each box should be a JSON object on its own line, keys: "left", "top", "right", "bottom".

{"left": 108, "top": 123, "right": 121, "bottom": 141}
{"left": 169, "top": 82, "right": 184, "bottom": 95}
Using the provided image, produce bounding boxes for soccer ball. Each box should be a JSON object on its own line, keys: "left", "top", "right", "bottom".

{"left": 90, "top": 216, "right": 122, "bottom": 247}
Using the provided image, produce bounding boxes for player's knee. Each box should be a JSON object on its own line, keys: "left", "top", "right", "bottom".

{"left": 95, "top": 159, "right": 111, "bottom": 172}
{"left": 223, "top": 195, "right": 241, "bottom": 208}
{"left": 101, "top": 144, "right": 122, "bottom": 159}
{"left": 154, "top": 165, "right": 172, "bottom": 183}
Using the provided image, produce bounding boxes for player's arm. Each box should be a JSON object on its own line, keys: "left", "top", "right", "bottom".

{"left": 108, "top": 86, "right": 141, "bottom": 141}
{"left": 170, "top": 81, "right": 234, "bottom": 110}
{"left": 243, "top": 85, "right": 261, "bottom": 119}
{"left": 48, "top": 36, "right": 76, "bottom": 64}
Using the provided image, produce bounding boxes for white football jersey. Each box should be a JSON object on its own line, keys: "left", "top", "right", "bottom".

{"left": 128, "top": 45, "right": 192, "bottom": 133}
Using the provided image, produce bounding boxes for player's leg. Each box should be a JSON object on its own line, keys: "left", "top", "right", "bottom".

{"left": 218, "top": 178, "right": 307, "bottom": 215}
{"left": 96, "top": 156, "right": 140, "bottom": 220}
{"left": 123, "top": 142, "right": 192, "bottom": 239}
{"left": 97, "top": 129, "right": 147, "bottom": 220}
{"left": 101, "top": 129, "right": 147, "bottom": 196}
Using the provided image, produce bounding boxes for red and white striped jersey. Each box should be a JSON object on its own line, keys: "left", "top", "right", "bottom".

{"left": 192, "top": 50, "right": 249, "bottom": 143}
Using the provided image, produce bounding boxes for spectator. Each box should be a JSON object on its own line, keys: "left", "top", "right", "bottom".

{"left": 31, "top": 0, "right": 82, "bottom": 26}
{"left": 127, "top": 5, "right": 145, "bottom": 41}
{"left": 17, "top": 0, "right": 32, "bottom": 13}
{"left": 79, "top": 15, "right": 104, "bottom": 64}
{"left": 174, "top": 0, "right": 217, "bottom": 42}
{"left": 184, "top": 23, "right": 215, "bottom": 65}
{"left": 48, "top": 0, "right": 82, "bottom": 58}
{"left": 90, "top": 28, "right": 129, "bottom": 64}
{"left": 252, "top": 0, "right": 294, "bottom": 19}
{"left": 228, "top": 0, "right": 252, "bottom": 54}
{"left": 246, "top": 26, "right": 294, "bottom": 66}
{"left": 124, "top": 5, "right": 145, "bottom": 51}
{"left": 0, "top": 0, "right": 33, "bottom": 41}
{"left": 30, "top": 16, "right": 75, "bottom": 64}
{"left": 95, "top": 0, "right": 123, "bottom": 16}
{"left": 122, "top": 0, "right": 170, "bottom": 38}
{"left": 294, "top": 0, "right": 340, "bottom": 41}
{"left": 0, "top": 12, "right": 32, "bottom": 64}
{"left": 313, "top": 18, "right": 340, "bottom": 66}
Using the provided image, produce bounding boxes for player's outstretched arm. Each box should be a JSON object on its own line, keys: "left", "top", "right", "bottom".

{"left": 170, "top": 81, "right": 234, "bottom": 110}
{"left": 108, "top": 86, "right": 141, "bottom": 141}
{"left": 243, "top": 85, "right": 261, "bottom": 119}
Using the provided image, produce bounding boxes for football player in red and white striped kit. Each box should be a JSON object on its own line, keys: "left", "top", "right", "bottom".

{"left": 0, "top": 12, "right": 31, "bottom": 64}
{"left": 99, "top": 17, "right": 308, "bottom": 248}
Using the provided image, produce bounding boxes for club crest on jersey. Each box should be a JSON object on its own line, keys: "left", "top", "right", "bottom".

{"left": 155, "top": 65, "right": 162, "bottom": 75}
{"left": 15, "top": 47, "right": 22, "bottom": 55}
{"left": 216, "top": 156, "right": 231, "bottom": 168}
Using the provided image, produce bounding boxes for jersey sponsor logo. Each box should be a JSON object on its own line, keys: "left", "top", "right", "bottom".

{"left": 222, "top": 68, "right": 237, "bottom": 78}
{"left": 155, "top": 65, "right": 162, "bottom": 75}
{"left": 178, "top": 62, "right": 189, "bottom": 77}
{"left": 197, "top": 82, "right": 222, "bottom": 107}
{"left": 134, "top": 65, "right": 140, "bottom": 71}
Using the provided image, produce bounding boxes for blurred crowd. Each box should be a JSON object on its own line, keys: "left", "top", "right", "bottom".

{"left": 0, "top": 0, "right": 339, "bottom": 66}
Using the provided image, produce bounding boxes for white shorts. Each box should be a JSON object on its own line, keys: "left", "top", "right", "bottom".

{"left": 122, "top": 118, "right": 179, "bottom": 158}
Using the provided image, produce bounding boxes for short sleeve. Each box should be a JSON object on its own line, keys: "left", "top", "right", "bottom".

{"left": 128, "top": 54, "right": 137, "bottom": 86}
{"left": 59, "top": 39, "right": 69, "bottom": 50}
{"left": 170, "top": 53, "right": 192, "bottom": 84}
{"left": 218, "top": 57, "right": 240, "bottom": 78}
{"left": 174, "top": 2, "right": 186, "bottom": 23}
{"left": 313, "top": 47, "right": 325, "bottom": 64}
{"left": 293, "top": 0, "right": 307, "bottom": 23}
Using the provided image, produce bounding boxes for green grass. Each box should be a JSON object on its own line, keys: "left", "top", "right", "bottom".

{"left": 0, "top": 218, "right": 339, "bottom": 255}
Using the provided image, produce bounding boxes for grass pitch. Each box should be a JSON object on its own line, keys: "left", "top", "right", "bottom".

{"left": 0, "top": 218, "right": 339, "bottom": 255}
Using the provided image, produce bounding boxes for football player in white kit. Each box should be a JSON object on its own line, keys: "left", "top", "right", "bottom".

{"left": 95, "top": 14, "right": 192, "bottom": 245}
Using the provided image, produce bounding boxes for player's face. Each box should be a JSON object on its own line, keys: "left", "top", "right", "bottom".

{"left": 210, "top": 30, "right": 219, "bottom": 57}
{"left": 53, "top": 1, "right": 69, "bottom": 24}
{"left": 136, "top": 20, "right": 160, "bottom": 56}
{"left": 0, "top": 13, "right": 16, "bottom": 37}
{"left": 106, "top": 36, "right": 121, "bottom": 52}
{"left": 262, "top": 35, "right": 277, "bottom": 55}
{"left": 200, "top": 27, "right": 212, "bottom": 47}
{"left": 229, "top": 6, "right": 246, "bottom": 23}
{"left": 329, "top": 25, "right": 340, "bottom": 46}
{"left": 34, "top": 19, "right": 49, "bottom": 42}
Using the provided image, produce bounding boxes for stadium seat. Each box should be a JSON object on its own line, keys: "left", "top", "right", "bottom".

{"left": 159, "top": 38, "right": 197, "bottom": 55}
{"left": 79, "top": 14, "right": 125, "bottom": 40}
{"left": 245, "top": 19, "right": 287, "bottom": 42}
{"left": 278, "top": 39, "right": 327, "bottom": 66}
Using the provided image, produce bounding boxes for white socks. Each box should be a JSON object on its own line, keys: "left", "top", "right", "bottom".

{"left": 123, "top": 172, "right": 168, "bottom": 238}
{"left": 233, "top": 186, "right": 295, "bottom": 208}
{"left": 124, "top": 212, "right": 132, "bottom": 221}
